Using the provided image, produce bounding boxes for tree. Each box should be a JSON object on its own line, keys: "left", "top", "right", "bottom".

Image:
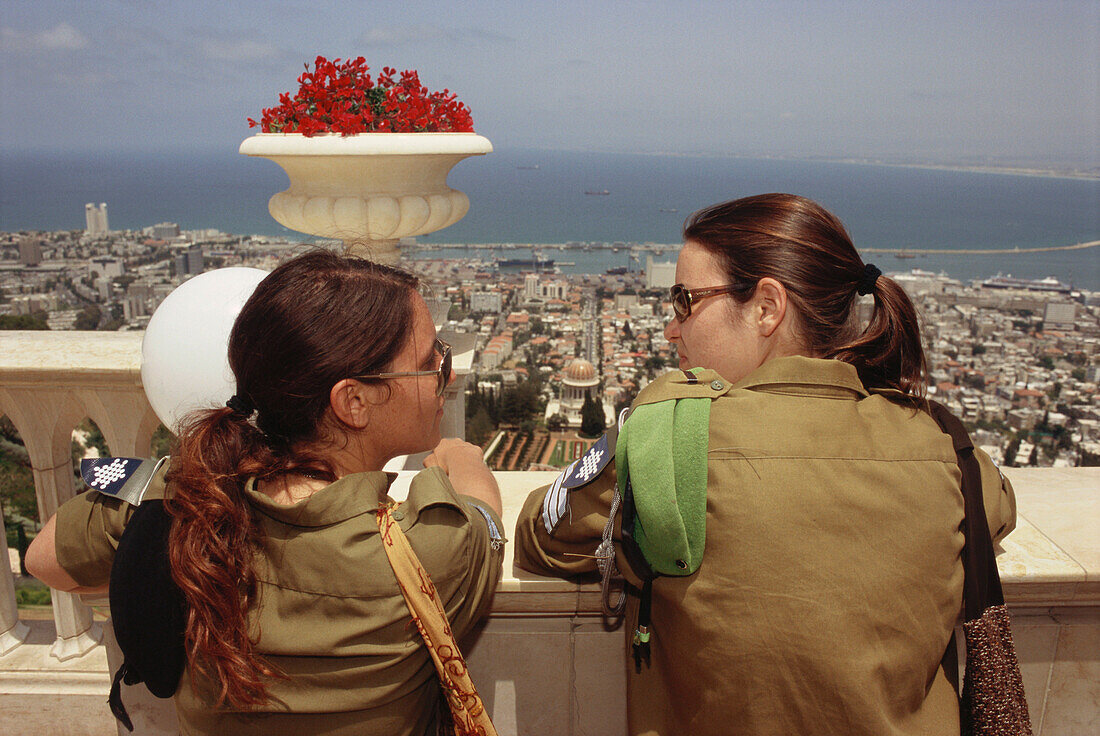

{"left": 614, "top": 386, "right": 638, "bottom": 418}
{"left": 962, "top": 373, "right": 986, "bottom": 390}
{"left": 151, "top": 424, "right": 173, "bottom": 458}
{"left": 622, "top": 321, "right": 634, "bottom": 341}
{"left": 499, "top": 381, "right": 540, "bottom": 425}
{"left": 645, "top": 355, "right": 667, "bottom": 376}
{"left": 467, "top": 407, "right": 494, "bottom": 446}
{"left": 73, "top": 304, "right": 101, "bottom": 330}
{"left": 547, "top": 413, "right": 566, "bottom": 432}
{"left": 0, "top": 312, "right": 49, "bottom": 330}
{"left": 1003, "top": 436, "right": 1020, "bottom": 467}
{"left": 580, "top": 392, "right": 605, "bottom": 438}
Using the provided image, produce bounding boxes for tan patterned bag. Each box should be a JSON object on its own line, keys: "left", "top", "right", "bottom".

{"left": 377, "top": 503, "right": 498, "bottom": 736}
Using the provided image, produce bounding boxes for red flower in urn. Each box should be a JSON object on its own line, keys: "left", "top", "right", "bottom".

{"left": 248, "top": 56, "right": 474, "bottom": 135}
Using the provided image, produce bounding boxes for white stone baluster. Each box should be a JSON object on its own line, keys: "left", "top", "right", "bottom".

{"left": 0, "top": 386, "right": 102, "bottom": 660}
{"left": 0, "top": 394, "right": 31, "bottom": 655}
{"left": 0, "top": 515, "right": 30, "bottom": 655}
{"left": 79, "top": 388, "right": 160, "bottom": 460}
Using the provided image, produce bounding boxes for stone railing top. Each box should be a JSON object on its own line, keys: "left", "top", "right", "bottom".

{"left": 0, "top": 331, "right": 144, "bottom": 388}
{"left": 492, "top": 467, "right": 1100, "bottom": 614}
{"left": 0, "top": 330, "right": 475, "bottom": 389}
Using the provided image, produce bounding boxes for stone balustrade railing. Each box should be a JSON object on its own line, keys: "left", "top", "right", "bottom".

{"left": 1, "top": 331, "right": 1097, "bottom": 735}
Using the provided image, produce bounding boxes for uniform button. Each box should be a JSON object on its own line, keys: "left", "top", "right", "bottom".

{"left": 392, "top": 511, "right": 405, "bottom": 521}
{"left": 710, "top": 380, "right": 724, "bottom": 391}
{"left": 675, "top": 559, "right": 688, "bottom": 570}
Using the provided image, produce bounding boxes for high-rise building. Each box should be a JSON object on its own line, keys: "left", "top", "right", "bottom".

{"left": 1043, "top": 302, "right": 1077, "bottom": 330}
{"left": 18, "top": 237, "right": 43, "bottom": 266}
{"left": 646, "top": 256, "right": 676, "bottom": 289}
{"left": 84, "top": 203, "right": 109, "bottom": 235}
{"left": 470, "top": 291, "right": 504, "bottom": 313}
{"left": 153, "top": 222, "right": 181, "bottom": 240}
{"left": 539, "top": 281, "right": 567, "bottom": 300}
{"left": 89, "top": 257, "right": 124, "bottom": 279}
{"left": 174, "top": 244, "right": 204, "bottom": 277}
{"left": 524, "top": 273, "right": 540, "bottom": 298}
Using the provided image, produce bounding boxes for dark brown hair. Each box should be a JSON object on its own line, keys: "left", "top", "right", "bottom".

{"left": 165, "top": 250, "right": 419, "bottom": 707}
{"left": 683, "top": 193, "right": 927, "bottom": 395}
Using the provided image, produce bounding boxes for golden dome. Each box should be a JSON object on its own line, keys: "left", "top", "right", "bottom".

{"left": 563, "top": 359, "right": 597, "bottom": 382}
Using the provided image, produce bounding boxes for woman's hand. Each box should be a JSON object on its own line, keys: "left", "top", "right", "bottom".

{"left": 425, "top": 439, "right": 502, "bottom": 516}
{"left": 424, "top": 438, "right": 484, "bottom": 473}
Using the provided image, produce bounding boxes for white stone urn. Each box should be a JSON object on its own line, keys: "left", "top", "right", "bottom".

{"left": 239, "top": 132, "right": 492, "bottom": 263}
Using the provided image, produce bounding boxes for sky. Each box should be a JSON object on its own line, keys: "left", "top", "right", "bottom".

{"left": 0, "top": 0, "right": 1097, "bottom": 163}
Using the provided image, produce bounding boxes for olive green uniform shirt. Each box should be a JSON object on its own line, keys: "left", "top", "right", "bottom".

{"left": 55, "top": 465, "right": 505, "bottom": 736}
{"left": 515, "top": 357, "right": 1016, "bottom": 736}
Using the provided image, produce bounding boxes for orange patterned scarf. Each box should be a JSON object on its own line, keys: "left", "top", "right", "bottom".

{"left": 377, "top": 503, "right": 498, "bottom": 736}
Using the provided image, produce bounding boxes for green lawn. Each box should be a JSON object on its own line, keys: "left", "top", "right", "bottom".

{"left": 546, "top": 438, "right": 595, "bottom": 468}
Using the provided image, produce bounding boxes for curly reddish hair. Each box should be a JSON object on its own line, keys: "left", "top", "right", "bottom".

{"left": 165, "top": 251, "right": 419, "bottom": 707}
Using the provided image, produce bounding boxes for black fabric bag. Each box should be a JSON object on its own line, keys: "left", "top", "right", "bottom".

{"left": 107, "top": 499, "right": 187, "bottom": 731}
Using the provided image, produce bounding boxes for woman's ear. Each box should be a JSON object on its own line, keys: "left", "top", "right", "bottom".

{"left": 329, "top": 379, "right": 380, "bottom": 428}
{"left": 752, "top": 277, "right": 788, "bottom": 337}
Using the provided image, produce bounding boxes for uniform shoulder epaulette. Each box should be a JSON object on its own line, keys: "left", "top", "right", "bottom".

{"left": 633, "top": 368, "right": 731, "bottom": 409}
{"left": 80, "top": 456, "right": 168, "bottom": 507}
{"left": 540, "top": 408, "right": 630, "bottom": 534}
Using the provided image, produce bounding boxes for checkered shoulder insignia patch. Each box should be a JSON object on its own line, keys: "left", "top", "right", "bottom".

{"left": 80, "top": 456, "right": 167, "bottom": 507}
{"left": 541, "top": 434, "right": 613, "bottom": 534}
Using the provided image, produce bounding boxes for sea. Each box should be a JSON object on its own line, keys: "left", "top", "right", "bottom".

{"left": 1, "top": 147, "right": 1097, "bottom": 289}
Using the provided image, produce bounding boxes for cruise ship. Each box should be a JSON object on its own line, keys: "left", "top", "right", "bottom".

{"left": 980, "top": 275, "right": 1072, "bottom": 293}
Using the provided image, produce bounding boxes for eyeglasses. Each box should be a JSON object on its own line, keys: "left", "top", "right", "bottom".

{"left": 669, "top": 282, "right": 755, "bottom": 321}
{"left": 354, "top": 338, "right": 453, "bottom": 397}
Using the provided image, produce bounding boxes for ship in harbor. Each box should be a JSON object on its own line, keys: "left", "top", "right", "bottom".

{"left": 498, "top": 256, "right": 555, "bottom": 269}
{"left": 980, "top": 275, "right": 1072, "bottom": 293}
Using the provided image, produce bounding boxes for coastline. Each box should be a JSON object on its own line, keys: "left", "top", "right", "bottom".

{"left": 560, "top": 147, "right": 1100, "bottom": 181}
{"left": 819, "top": 158, "right": 1100, "bottom": 181}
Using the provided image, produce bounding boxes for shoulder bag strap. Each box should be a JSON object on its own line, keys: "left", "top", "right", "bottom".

{"left": 376, "top": 503, "right": 498, "bottom": 736}
{"left": 925, "top": 400, "right": 1005, "bottom": 619}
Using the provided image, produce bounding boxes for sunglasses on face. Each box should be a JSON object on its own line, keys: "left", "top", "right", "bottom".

{"left": 355, "top": 338, "right": 453, "bottom": 397}
{"left": 668, "top": 282, "right": 755, "bottom": 321}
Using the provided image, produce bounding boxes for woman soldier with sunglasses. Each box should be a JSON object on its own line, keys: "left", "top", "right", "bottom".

{"left": 27, "top": 251, "right": 504, "bottom": 735}
{"left": 514, "top": 194, "right": 1017, "bottom": 736}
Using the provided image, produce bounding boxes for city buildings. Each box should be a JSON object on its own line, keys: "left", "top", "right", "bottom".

{"left": 1, "top": 229, "right": 1097, "bottom": 467}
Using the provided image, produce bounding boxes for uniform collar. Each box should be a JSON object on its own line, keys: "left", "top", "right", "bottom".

{"left": 730, "top": 356, "right": 870, "bottom": 399}
{"left": 245, "top": 466, "right": 458, "bottom": 528}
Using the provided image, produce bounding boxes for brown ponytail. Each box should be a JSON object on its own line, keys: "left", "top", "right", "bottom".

{"left": 165, "top": 251, "right": 420, "bottom": 707}
{"left": 683, "top": 193, "right": 927, "bottom": 395}
{"left": 830, "top": 272, "right": 927, "bottom": 397}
